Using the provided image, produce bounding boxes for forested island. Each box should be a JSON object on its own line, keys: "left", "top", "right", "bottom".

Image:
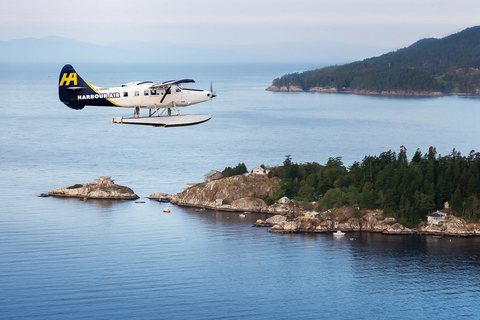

{"left": 168, "top": 146, "right": 480, "bottom": 236}
{"left": 267, "top": 26, "right": 480, "bottom": 95}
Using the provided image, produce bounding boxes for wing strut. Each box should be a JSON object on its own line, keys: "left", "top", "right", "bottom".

{"left": 160, "top": 88, "right": 170, "bottom": 103}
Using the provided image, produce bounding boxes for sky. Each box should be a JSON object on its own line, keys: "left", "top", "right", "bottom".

{"left": 1, "top": 0, "right": 479, "bottom": 51}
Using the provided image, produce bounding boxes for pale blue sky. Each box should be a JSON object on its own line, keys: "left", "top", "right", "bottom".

{"left": 1, "top": 0, "right": 479, "bottom": 50}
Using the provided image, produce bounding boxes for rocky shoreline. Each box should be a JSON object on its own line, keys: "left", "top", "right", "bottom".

{"left": 253, "top": 208, "right": 480, "bottom": 236}
{"left": 47, "top": 177, "right": 139, "bottom": 200}
{"left": 265, "top": 84, "right": 459, "bottom": 97}
{"left": 44, "top": 175, "right": 480, "bottom": 237}
{"left": 168, "top": 174, "right": 293, "bottom": 215}
{"left": 163, "top": 175, "right": 480, "bottom": 237}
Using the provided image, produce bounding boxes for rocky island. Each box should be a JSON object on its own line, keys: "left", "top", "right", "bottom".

{"left": 48, "top": 177, "right": 139, "bottom": 200}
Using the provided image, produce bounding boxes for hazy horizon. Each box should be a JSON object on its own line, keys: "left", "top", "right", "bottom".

{"left": 1, "top": 0, "right": 479, "bottom": 63}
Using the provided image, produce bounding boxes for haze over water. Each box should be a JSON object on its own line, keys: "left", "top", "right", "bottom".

{"left": 2, "top": 62, "right": 480, "bottom": 319}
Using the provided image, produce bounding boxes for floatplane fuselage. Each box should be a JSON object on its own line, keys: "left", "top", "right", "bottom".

{"left": 58, "top": 64, "right": 215, "bottom": 127}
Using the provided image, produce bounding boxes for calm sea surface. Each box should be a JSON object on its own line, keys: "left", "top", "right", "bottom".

{"left": 2, "top": 63, "right": 480, "bottom": 319}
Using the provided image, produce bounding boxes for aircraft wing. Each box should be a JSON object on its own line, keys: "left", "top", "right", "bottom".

{"left": 149, "top": 79, "right": 195, "bottom": 90}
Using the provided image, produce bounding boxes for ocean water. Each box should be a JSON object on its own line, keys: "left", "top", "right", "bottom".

{"left": 2, "top": 62, "right": 480, "bottom": 319}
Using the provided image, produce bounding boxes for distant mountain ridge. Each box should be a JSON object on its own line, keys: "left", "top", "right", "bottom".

{"left": 268, "top": 26, "right": 480, "bottom": 95}
{"left": 0, "top": 36, "right": 387, "bottom": 64}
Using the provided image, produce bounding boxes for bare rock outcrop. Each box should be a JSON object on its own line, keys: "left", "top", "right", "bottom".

{"left": 418, "top": 216, "right": 475, "bottom": 236}
{"left": 266, "top": 85, "right": 303, "bottom": 92}
{"left": 170, "top": 174, "right": 278, "bottom": 212}
{"left": 48, "top": 180, "right": 138, "bottom": 200}
{"left": 148, "top": 193, "right": 172, "bottom": 202}
{"left": 256, "top": 208, "right": 417, "bottom": 234}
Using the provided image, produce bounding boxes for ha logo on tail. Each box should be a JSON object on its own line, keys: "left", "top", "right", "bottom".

{"left": 58, "top": 64, "right": 215, "bottom": 127}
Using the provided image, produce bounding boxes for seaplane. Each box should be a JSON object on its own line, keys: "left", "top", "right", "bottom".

{"left": 58, "top": 64, "right": 215, "bottom": 127}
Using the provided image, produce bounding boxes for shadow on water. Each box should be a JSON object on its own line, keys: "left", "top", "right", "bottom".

{"left": 177, "top": 206, "right": 272, "bottom": 225}
{"left": 47, "top": 196, "right": 137, "bottom": 209}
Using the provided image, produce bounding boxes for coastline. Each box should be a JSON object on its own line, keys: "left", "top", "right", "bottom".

{"left": 160, "top": 180, "right": 480, "bottom": 237}
{"left": 265, "top": 85, "right": 477, "bottom": 97}
{"left": 45, "top": 176, "right": 480, "bottom": 237}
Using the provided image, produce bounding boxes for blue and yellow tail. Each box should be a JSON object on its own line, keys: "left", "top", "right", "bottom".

{"left": 58, "top": 64, "right": 94, "bottom": 110}
{"left": 59, "top": 64, "right": 119, "bottom": 110}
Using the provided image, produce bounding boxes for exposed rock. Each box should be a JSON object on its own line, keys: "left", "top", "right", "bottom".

{"left": 267, "top": 85, "right": 450, "bottom": 97}
{"left": 166, "top": 173, "right": 480, "bottom": 237}
{"left": 418, "top": 216, "right": 475, "bottom": 237}
{"left": 382, "top": 223, "right": 414, "bottom": 235}
{"left": 309, "top": 87, "right": 338, "bottom": 93}
{"left": 48, "top": 180, "right": 138, "bottom": 200}
{"left": 259, "top": 207, "right": 478, "bottom": 236}
{"left": 170, "top": 174, "right": 277, "bottom": 212}
{"left": 266, "top": 215, "right": 287, "bottom": 224}
{"left": 253, "top": 219, "right": 270, "bottom": 227}
{"left": 148, "top": 193, "right": 172, "bottom": 202}
{"left": 265, "top": 85, "right": 303, "bottom": 92}
{"left": 288, "top": 85, "right": 303, "bottom": 92}
{"left": 260, "top": 204, "right": 292, "bottom": 215}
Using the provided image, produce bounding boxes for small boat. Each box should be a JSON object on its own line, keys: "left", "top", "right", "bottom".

{"left": 196, "top": 207, "right": 206, "bottom": 212}
{"left": 333, "top": 231, "right": 345, "bottom": 236}
{"left": 163, "top": 208, "right": 170, "bottom": 213}
{"left": 239, "top": 214, "right": 246, "bottom": 218}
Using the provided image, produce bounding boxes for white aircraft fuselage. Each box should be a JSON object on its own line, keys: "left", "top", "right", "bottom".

{"left": 75, "top": 81, "right": 214, "bottom": 109}
{"left": 59, "top": 64, "right": 215, "bottom": 112}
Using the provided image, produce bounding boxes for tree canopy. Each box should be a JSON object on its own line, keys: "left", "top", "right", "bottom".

{"left": 271, "top": 26, "right": 480, "bottom": 94}
{"left": 222, "top": 163, "right": 248, "bottom": 177}
{"left": 270, "top": 147, "right": 480, "bottom": 227}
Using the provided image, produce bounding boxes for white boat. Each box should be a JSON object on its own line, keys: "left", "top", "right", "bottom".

{"left": 163, "top": 208, "right": 170, "bottom": 213}
{"left": 239, "top": 214, "right": 246, "bottom": 218}
{"left": 333, "top": 231, "right": 345, "bottom": 236}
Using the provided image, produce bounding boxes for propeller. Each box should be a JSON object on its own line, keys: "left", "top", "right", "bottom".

{"left": 209, "top": 82, "right": 217, "bottom": 98}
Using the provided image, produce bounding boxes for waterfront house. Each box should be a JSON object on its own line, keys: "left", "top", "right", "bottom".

{"left": 252, "top": 166, "right": 270, "bottom": 175}
{"left": 427, "top": 210, "right": 448, "bottom": 225}
{"left": 204, "top": 170, "right": 223, "bottom": 182}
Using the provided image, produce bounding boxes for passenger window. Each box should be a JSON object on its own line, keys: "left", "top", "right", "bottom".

{"left": 176, "top": 87, "right": 181, "bottom": 93}
{"left": 123, "top": 92, "right": 128, "bottom": 97}
{"left": 144, "top": 90, "right": 149, "bottom": 96}
{"left": 135, "top": 91, "right": 139, "bottom": 96}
